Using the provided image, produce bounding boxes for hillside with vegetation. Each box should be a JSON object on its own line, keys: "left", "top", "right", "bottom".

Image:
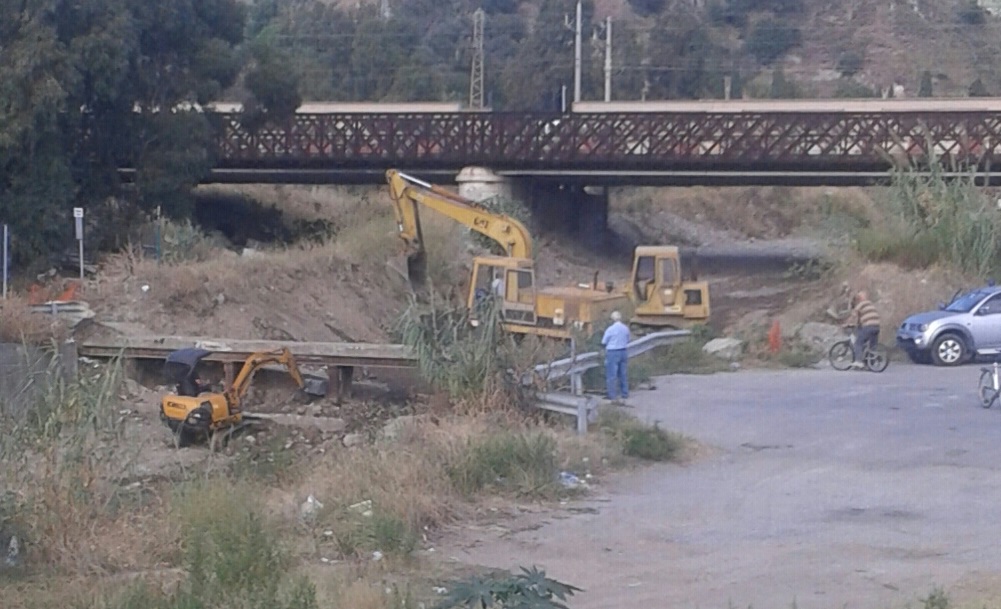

{"left": 252, "top": 0, "right": 1001, "bottom": 106}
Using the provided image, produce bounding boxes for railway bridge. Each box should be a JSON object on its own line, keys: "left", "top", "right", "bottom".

{"left": 121, "top": 98, "right": 1001, "bottom": 239}
{"left": 189, "top": 98, "right": 1001, "bottom": 187}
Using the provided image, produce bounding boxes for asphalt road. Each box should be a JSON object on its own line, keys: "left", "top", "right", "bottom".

{"left": 437, "top": 361, "right": 1001, "bottom": 609}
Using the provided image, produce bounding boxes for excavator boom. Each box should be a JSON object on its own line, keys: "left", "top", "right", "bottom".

{"left": 386, "top": 169, "right": 533, "bottom": 286}
{"left": 225, "top": 348, "right": 307, "bottom": 406}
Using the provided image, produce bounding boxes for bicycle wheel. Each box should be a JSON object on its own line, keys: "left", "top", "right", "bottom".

{"left": 978, "top": 370, "right": 999, "bottom": 409}
{"left": 864, "top": 345, "right": 889, "bottom": 373}
{"left": 828, "top": 341, "right": 854, "bottom": 371}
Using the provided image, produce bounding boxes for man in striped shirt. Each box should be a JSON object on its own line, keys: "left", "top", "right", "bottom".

{"left": 845, "top": 290, "right": 881, "bottom": 369}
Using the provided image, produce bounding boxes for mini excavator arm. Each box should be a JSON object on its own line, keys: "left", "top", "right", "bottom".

{"left": 225, "top": 348, "right": 306, "bottom": 408}
{"left": 385, "top": 169, "right": 533, "bottom": 286}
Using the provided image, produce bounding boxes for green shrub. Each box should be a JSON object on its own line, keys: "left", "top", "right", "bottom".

{"left": 598, "top": 410, "right": 684, "bottom": 462}
{"left": 855, "top": 227, "right": 940, "bottom": 269}
{"left": 327, "top": 506, "right": 419, "bottom": 559}
{"left": 395, "top": 294, "right": 526, "bottom": 404}
{"left": 436, "top": 566, "right": 582, "bottom": 609}
{"left": 862, "top": 158, "right": 1001, "bottom": 277}
{"left": 448, "top": 431, "right": 559, "bottom": 497}
{"left": 166, "top": 481, "right": 318, "bottom": 609}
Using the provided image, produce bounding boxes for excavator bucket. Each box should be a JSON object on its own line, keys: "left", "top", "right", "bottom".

{"left": 302, "top": 377, "right": 327, "bottom": 397}
{"left": 407, "top": 251, "right": 428, "bottom": 288}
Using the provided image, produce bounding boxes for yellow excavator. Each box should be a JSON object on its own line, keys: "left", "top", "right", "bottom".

{"left": 160, "top": 347, "right": 323, "bottom": 446}
{"left": 386, "top": 169, "right": 710, "bottom": 340}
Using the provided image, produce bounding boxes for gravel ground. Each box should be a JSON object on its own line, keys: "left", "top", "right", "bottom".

{"left": 436, "top": 361, "right": 1001, "bottom": 609}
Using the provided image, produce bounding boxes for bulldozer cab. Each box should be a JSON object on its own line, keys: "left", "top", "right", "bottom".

{"left": 631, "top": 250, "right": 680, "bottom": 305}
{"left": 468, "top": 256, "right": 538, "bottom": 325}
{"left": 628, "top": 246, "right": 710, "bottom": 324}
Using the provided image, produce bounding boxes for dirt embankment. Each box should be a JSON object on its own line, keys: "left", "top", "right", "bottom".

{"left": 73, "top": 182, "right": 966, "bottom": 351}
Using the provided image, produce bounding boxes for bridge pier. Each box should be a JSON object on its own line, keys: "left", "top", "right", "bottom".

{"left": 456, "top": 167, "right": 609, "bottom": 248}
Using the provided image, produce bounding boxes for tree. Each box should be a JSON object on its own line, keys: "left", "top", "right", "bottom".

{"left": 918, "top": 71, "right": 934, "bottom": 97}
{"left": 498, "top": 0, "right": 581, "bottom": 110}
{"left": 969, "top": 77, "right": 990, "bottom": 97}
{"left": 836, "top": 50, "right": 864, "bottom": 78}
{"left": 646, "top": 11, "right": 727, "bottom": 99}
{"left": 0, "top": 0, "right": 251, "bottom": 263}
{"left": 769, "top": 67, "right": 798, "bottom": 98}
{"left": 746, "top": 18, "right": 801, "bottom": 65}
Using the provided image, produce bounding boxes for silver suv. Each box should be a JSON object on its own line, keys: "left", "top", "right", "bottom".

{"left": 896, "top": 285, "right": 1001, "bottom": 366}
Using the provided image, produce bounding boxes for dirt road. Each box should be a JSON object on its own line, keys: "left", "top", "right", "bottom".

{"left": 436, "top": 363, "right": 1001, "bottom": 609}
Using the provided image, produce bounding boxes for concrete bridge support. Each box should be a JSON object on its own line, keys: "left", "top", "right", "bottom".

{"left": 456, "top": 167, "right": 609, "bottom": 248}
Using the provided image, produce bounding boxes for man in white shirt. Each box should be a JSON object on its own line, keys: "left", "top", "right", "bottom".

{"left": 601, "top": 310, "right": 631, "bottom": 401}
{"left": 491, "top": 271, "right": 504, "bottom": 297}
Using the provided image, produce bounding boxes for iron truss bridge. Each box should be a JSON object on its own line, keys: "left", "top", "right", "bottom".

{"left": 152, "top": 100, "right": 1001, "bottom": 186}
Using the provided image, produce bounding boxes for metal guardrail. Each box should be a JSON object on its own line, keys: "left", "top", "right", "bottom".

{"left": 529, "top": 330, "right": 693, "bottom": 434}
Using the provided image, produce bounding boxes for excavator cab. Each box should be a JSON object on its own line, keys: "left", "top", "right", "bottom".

{"left": 468, "top": 256, "right": 538, "bottom": 326}
{"left": 627, "top": 246, "right": 710, "bottom": 327}
{"left": 164, "top": 348, "right": 214, "bottom": 397}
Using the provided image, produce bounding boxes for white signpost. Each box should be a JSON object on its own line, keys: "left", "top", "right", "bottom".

{"left": 73, "top": 207, "right": 84, "bottom": 280}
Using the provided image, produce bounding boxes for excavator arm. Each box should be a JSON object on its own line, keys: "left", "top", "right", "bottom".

{"left": 225, "top": 348, "right": 306, "bottom": 407}
{"left": 386, "top": 169, "right": 533, "bottom": 286}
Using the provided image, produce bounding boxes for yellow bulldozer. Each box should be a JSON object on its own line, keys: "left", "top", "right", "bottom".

{"left": 386, "top": 169, "right": 710, "bottom": 340}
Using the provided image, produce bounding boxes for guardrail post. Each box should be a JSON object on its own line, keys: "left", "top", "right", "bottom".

{"left": 571, "top": 372, "right": 583, "bottom": 396}
{"left": 576, "top": 398, "right": 589, "bottom": 435}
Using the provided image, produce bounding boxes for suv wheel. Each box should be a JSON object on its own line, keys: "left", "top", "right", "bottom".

{"left": 931, "top": 334, "right": 967, "bottom": 366}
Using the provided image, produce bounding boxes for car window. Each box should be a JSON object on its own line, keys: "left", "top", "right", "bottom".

{"left": 977, "top": 294, "right": 1001, "bottom": 316}
{"left": 946, "top": 290, "right": 992, "bottom": 313}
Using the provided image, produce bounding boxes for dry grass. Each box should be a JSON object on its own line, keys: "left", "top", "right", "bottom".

{"left": 613, "top": 186, "right": 878, "bottom": 242}
{"left": 0, "top": 296, "right": 68, "bottom": 344}
{"left": 0, "top": 361, "right": 175, "bottom": 578}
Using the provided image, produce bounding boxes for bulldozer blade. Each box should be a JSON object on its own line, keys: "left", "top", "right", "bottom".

{"left": 303, "top": 377, "right": 327, "bottom": 397}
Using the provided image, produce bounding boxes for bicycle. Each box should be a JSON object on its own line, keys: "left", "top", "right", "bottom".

{"left": 828, "top": 327, "right": 889, "bottom": 372}
{"left": 979, "top": 360, "right": 1001, "bottom": 409}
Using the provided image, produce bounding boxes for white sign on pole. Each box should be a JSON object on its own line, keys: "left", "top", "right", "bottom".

{"left": 73, "top": 208, "right": 84, "bottom": 280}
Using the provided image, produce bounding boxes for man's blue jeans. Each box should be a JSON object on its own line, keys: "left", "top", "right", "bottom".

{"left": 605, "top": 349, "right": 629, "bottom": 400}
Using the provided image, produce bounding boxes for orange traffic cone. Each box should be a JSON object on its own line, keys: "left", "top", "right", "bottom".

{"left": 768, "top": 320, "right": 782, "bottom": 354}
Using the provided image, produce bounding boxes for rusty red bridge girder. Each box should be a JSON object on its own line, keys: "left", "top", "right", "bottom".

{"left": 197, "top": 109, "right": 1001, "bottom": 185}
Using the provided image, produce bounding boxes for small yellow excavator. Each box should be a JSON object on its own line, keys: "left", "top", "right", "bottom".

{"left": 386, "top": 169, "right": 710, "bottom": 340}
{"left": 160, "top": 347, "right": 323, "bottom": 446}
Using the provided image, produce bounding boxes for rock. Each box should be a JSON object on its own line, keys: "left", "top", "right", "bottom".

{"left": 241, "top": 248, "right": 261, "bottom": 258}
{"left": 797, "top": 322, "right": 844, "bottom": 351}
{"left": 123, "top": 379, "right": 142, "bottom": 397}
{"left": 1, "top": 532, "right": 20, "bottom": 568}
{"left": 313, "top": 417, "right": 347, "bottom": 433}
{"left": 245, "top": 435, "right": 257, "bottom": 445}
{"left": 296, "top": 407, "right": 307, "bottom": 416}
{"left": 213, "top": 293, "right": 226, "bottom": 307}
{"left": 703, "top": 337, "right": 744, "bottom": 361}
{"left": 342, "top": 433, "right": 364, "bottom": 448}
{"left": 299, "top": 495, "right": 323, "bottom": 521}
{"left": 308, "top": 404, "right": 324, "bottom": 418}
{"left": 381, "top": 415, "right": 426, "bottom": 441}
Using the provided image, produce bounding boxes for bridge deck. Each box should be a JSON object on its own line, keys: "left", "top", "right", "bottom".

{"left": 78, "top": 335, "right": 416, "bottom": 368}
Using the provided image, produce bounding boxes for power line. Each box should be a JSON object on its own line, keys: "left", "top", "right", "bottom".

{"left": 470, "top": 9, "right": 485, "bottom": 109}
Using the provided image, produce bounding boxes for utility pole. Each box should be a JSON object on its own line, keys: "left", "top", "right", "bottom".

{"left": 469, "top": 8, "right": 485, "bottom": 109}
{"left": 565, "top": 1, "right": 582, "bottom": 104}
{"left": 604, "top": 17, "right": 611, "bottom": 102}
{"left": 593, "top": 17, "right": 612, "bottom": 102}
